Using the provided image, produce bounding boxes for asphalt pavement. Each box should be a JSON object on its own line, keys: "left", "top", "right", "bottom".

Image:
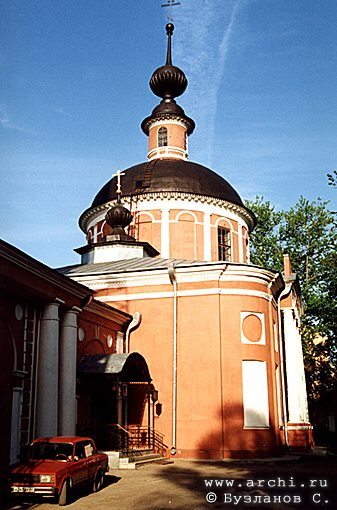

{"left": 5, "top": 453, "right": 337, "bottom": 510}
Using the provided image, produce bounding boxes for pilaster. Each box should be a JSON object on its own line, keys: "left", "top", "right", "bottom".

{"left": 283, "top": 308, "right": 309, "bottom": 423}
{"left": 161, "top": 207, "right": 170, "bottom": 258}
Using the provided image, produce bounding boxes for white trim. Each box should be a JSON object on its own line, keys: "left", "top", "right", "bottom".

{"left": 97, "top": 221, "right": 105, "bottom": 237}
{"left": 242, "top": 361, "right": 270, "bottom": 428}
{"left": 287, "top": 425, "right": 313, "bottom": 430}
{"left": 83, "top": 196, "right": 252, "bottom": 265}
{"left": 82, "top": 193, "right": 254, "bottom": 233}
{"left": 148, "top": 147, "right": 187, "bottom": 161}
{"left": 215, "top": 216, "right": 236, "bottom": 232}
{"left": 276, "top": 366, "right": 283, "bottom": 426}
{"left": 69, "top": 264, "right": 278, "bottom": 291}
{"left": 240, "top": 312, "right": 266, "bottom": 345}
{"left": 203, "top": 211, "right": 211, "bottom": 261}
{"left": 161, "top": 207, "right": 170, "bottom": 258}
{"left": 238, "top": 224, "right": 243, "bottom": 262}
{"left": 174, "top": 210, "right": 199, "bottom": 222}
{"left": 134, "top": 210, "right": 156, "bottom": 222}
{"left": 147, "top": 118, "right": 188, "bottom": 129}
{"left": 95, "top": 287, "right": 272, "bottom": 303}
{"left": 243, "top": 427, "right": 270, "bottom": 430}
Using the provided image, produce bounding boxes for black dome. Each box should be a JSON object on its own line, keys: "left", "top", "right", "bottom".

{"left": 150, "top": 64, "right": 187, "bottom": 99}
{"left": 92, "top": 159, "right": 244, "bottom": 208}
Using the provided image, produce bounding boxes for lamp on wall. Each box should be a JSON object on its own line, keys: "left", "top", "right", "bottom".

{"left": 155, "top": 403, "right": 162, "bottom": 417}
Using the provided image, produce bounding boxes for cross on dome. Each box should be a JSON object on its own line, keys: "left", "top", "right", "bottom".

{"left": 141, "top": 22, "right": 195, "bottom": 138}
{"left": 113, "top": 170, "right": 125, "bottom": 201}
{"left": 161, "top": 0, "right": 181, "bottom": 23}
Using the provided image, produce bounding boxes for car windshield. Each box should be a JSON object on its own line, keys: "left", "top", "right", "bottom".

{"left": 30, "top": 442, "right": 73, "bottom": 461}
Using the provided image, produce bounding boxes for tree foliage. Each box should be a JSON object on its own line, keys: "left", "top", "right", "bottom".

{"left": 245, "top": 196, "right": 283, "bottom": 269}
{"left": 245, "top": 195, "right": 337, "bottom": 404}
{"left": 327, "top": 170, "right": 337, "bottom": 187}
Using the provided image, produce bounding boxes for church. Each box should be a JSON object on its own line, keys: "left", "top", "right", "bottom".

{"left": 0, "top": 22, "right": 313, "bottom": 474}
{"left": 59, "top": 23, "right": 313, "bottom": 458}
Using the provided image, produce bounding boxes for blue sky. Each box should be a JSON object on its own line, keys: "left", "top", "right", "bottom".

{"left": 1, "top": 0, "right": 336, "bottom": 267}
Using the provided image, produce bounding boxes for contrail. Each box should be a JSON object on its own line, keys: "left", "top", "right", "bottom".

{"left": 169, "top": 0, "right": 245, "bottom": 166}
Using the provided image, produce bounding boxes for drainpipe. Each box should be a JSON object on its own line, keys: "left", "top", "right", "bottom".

{"left": 168, "top": 262, "right": 177, "bottom": 455}
{"left": 277, "top": 282, "right": 292, "bottom": 448}
{"left": 218, "top": 265, "right": 227, "bottom": 457}
{"left": 125, "top": 312, "right": 142, "bottom": 353}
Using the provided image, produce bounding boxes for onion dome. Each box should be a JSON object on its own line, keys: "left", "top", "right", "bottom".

{"left": 141, "top": 23, "right": 195, "bottom": 135}
{"left": 104, "top": 198, "right": 135, "bottom": 241}
{"left": 150, "top": 23, "right": 187, "bottom": 99}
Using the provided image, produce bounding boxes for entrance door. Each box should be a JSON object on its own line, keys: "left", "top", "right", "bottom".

{"left": 77, "top": 377, "right": 119, "bottom": 450}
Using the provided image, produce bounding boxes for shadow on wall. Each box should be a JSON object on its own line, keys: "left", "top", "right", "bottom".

{"left": 194, "top": 404, "right": 282, "bottom": 460}
{"left": 160, "top": 403, "right": 335, "bottom": 509}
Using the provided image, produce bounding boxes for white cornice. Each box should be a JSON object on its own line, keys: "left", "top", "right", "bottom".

{"left": 147, "top": 118, "right": 188, "bottom": 129}
{"left": 95, "top": 288, "right": 273, "bottom": 303}
{"left": 66, "top": 263, "right": 278, "bottom": 298}
{"left": 142, "top": 113, "right": 193, "bottom": 133}
{"left": 80, "top": 192, "right": 255, "bottom": 233}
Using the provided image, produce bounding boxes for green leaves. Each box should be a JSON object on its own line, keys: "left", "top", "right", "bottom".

{"left": 327, "top": 170, "right": 337, "bottom": 187}
{"left": 245, "top": 195, "right": 337, "bottom": 404}
{"left": 245, "top": 196, "right": 283, "bottom": 270}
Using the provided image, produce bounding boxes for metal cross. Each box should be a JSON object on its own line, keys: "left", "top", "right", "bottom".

{"left": 161, "top": 0, "right": 181, "bottom": 21}
{"left": 113, "top": 170, "right": 125, "bottom": 196}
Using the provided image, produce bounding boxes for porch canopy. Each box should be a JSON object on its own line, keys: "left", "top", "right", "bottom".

{"left": 77, "top": 352, "right": 151, "bottom": 383}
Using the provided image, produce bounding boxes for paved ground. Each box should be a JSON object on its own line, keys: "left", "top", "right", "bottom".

{"left": 5, "top": 454, "right": 337, "bottom": 510}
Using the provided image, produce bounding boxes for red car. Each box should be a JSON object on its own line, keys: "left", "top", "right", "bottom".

{"left": 10, "top": 436, "right": 109, "bottom": 506}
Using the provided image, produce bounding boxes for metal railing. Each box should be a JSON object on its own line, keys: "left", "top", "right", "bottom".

{"left": 95, "top": 424, "right": 130, "bottom": 451}
{"left": 127, "top": 425, "right": 168, "bottom": 456}
{"left": 94, "top": 424, "right": 167, "bottom": 455}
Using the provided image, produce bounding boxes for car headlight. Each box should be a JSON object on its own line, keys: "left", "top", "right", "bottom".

{"left": 39, "top": 474, "right": 55, "bottom": 483}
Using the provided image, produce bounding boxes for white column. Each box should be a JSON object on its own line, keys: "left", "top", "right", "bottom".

{"left": 35, "top": 300, "right": 62, "bottom": 438}
{"left": 295, "top": 326, "right": 310, "bottom": 422}
{"left": 238, "top": 224, "right": 243, "bottom": 262}
{"left": 58, "top": 307, "right": 81, "bottom": 436}
{"left": 203, "top": 211, "right": 211, "bottom": 261}
{"left": 283, "top": 308, "right": 309, "bottom": 423}
{"left": 161, "top": 206, "right": 170, "bottom": 258}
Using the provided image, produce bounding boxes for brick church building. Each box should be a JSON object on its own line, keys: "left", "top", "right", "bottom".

{"left": 60, "top": 23, "right": 312, "bottom": 458}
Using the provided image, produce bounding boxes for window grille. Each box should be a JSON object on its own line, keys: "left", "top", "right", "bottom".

{"left": 158, "top": 126, "right": 168, "bottom": 147}
{"left": 218, "top": 226, "right": 231, "bottom": 261}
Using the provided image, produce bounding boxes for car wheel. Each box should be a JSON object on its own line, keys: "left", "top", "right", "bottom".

{"left": 92, "top": 470, "right": 104, "bottom": 493}
{"left": 59, "top": 480, "right": 70, "bottom": 506}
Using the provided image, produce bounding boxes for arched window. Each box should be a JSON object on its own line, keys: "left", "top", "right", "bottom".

{"left": 218, "top": 226, "right": 231, "bottom": 261}
{"left": 158, "top": 126, "right": 168, "bottom": 147}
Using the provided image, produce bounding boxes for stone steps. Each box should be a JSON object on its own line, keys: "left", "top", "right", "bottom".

{"left": 104, "top": 449, "right": 166, "bottom": 470}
